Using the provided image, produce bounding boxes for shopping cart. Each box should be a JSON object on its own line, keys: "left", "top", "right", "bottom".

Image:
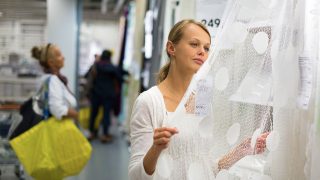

{"left": 0, "top": 107, "right": 25, "bottom": 179}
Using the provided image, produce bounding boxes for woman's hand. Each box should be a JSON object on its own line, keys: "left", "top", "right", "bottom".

{"left": 217, "top": 132, "right": 270, "bottom": 171}
{"left": 236, "top": 132, "right": 270, "bottom": 156}
{"left": 152, "top": 127, "right": 179, "bottom": 152}
{"left": 143, "top": 127, "right": 179, "bottom": 175}
{"left": 254, "top": 132, "right": 269, "bottom": 154}
{"left": 66, "top": 108, "right": 78, "bottom": 120}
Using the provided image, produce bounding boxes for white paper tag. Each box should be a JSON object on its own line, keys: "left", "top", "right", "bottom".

{"left": 195, "top": 77, "right": 213, "bottom": 116}
{"left": 297, "top": 55, "right": 313, "bottom": 109}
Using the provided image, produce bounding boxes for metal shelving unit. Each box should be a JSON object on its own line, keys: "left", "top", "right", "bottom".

{"left": 0, "top": 76, "right": 40, "bottom": 103}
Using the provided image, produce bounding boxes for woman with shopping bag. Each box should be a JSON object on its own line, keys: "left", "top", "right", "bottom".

{"left": 31, "top": 43, "right": 78, "bottom": 121}
{"left": 10, "top": 43, "right": 92, "bottom": 180}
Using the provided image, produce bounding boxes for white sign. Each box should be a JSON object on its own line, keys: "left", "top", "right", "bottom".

{"left": 196, "top": 0, "right": 227, "bottom": 41}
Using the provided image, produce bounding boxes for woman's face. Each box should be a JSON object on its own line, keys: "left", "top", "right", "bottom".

{"left": 172, "top": 24, "right": 211, "bottom": 73}
{"left": 49, "top": 46, "right": 65, "bottom": 70}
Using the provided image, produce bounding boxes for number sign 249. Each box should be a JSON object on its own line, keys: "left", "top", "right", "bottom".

{"left": 201, "top": 19, "right": 221, "bottom": 28}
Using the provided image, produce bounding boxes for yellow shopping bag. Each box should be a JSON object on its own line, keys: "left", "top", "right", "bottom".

{"left": 78, "top": 106, "right": 103, "bottom": 129}
{"left": 10, "top": 117, "right": 92, "bottom": 180}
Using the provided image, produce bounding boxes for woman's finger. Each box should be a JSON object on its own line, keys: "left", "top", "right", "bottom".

{"left": 154, "top": 137, "right": 170, "bottom": 145}
{"left": 155, "top": 127, "right": 179, "bottom": 134}
{"left": 260, "top": 132, "right": 270, "bottom": 138}
{"left": 154, "top": 131, "right": 173, "bottom": 139}
{"left": 257, "top": 137, "right": 267, "bottom": 143}
{"left": 256, "top": 144, "right": 266, "bottom": 149}
{"left": 153, "top": 127, "right": 179, "bottom": 150}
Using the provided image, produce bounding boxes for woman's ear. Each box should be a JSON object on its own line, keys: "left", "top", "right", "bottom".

{"left": 166, "top": 41, "right": 175, "bottom": 56}
{"left": 46, "top": 57, "right": 54, "bottom": 68}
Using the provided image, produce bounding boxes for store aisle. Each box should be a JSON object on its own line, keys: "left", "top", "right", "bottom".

{"left": 68, "top": 124, "right": 130, "bottom": 180}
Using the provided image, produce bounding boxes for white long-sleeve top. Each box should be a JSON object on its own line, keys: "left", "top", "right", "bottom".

{"left": 129, "top": 86, "right": 166, "bottom": 180}
{"left": 129, "top": 86, "right": 218, "bottom": 180}
{"left": 40, "top": 74, "right": 77, "bottom": 120}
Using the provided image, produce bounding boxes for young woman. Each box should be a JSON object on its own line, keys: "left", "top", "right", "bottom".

{"left": 31, "top": 43, "right": 78, "bottom": 121}
{"left": 129, "top": 19, "right": 268, "bottom": 180}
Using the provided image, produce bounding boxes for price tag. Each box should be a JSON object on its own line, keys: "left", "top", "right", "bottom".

{"left": 297, "top": 55, "right": 313, "bottom": 109}
{"left": 195, "top": 77, "right": 213, "bottom": 116}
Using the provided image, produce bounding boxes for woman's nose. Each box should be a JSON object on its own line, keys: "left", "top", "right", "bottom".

{"left": 198, "top": 47, "right": 205, "bottom": 55}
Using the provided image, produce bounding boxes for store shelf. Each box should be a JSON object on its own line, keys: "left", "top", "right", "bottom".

{"left": 0, "top": 104, "right": 20, "bottom": 110}
{"left": 0, "top": 97, "right": 28, "bottom": 103}
{"left": 0, "top": 76, "right": 39, "bottom": 84}
{"left": 0, "top": 76, "right": 40, "bottom": 103}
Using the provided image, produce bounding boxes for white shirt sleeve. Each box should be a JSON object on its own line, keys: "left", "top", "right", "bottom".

{"left": 48, "top": 75, "right": 69, "bottom": 120}
{"left": 129, "top": 93, "right": 155, "bottom": 180}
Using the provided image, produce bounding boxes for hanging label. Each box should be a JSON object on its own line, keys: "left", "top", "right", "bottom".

{"left": 195, "top": 77, "right": 213, "bottom": 116}
{"left": 297, "top": 55, "right": 313, "bottom": 110}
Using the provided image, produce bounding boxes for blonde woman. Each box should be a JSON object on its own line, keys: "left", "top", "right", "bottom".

{"left": 129, "top": 19, "right": 268, "bottom": 180}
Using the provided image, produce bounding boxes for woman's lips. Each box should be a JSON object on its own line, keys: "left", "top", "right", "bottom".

{"left": 193, "top": 58, "right": 204, "bottom": 65}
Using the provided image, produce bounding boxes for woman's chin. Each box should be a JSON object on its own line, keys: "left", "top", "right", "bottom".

{"left": 194, "top": 64, "right": 202, "bottom": 70}
{"left": 192, "top": 67, "right": 200, "bottom": 73}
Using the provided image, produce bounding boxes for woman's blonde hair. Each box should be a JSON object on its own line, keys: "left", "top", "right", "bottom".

{"left": 157, "top": 19, "right": 211, "bottom": 84}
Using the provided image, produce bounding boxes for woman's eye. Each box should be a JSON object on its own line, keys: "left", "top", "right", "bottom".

{"left": 190, "top": 43, "right": 198, "bottom": 47}
{"left": 204, "top": 47, "right": 210, "bottom": 52}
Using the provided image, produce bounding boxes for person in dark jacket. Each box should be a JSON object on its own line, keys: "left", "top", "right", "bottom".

{"left": 88, "top": 49, "right": 122, "bottom": 143}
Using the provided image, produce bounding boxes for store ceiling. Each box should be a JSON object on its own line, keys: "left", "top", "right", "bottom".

{"left": 0, "top": 0, "right": 130, "bottom": 22}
